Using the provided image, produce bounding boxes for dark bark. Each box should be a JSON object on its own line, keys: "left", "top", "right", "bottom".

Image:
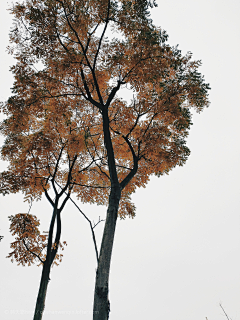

{"left": 33, "top": 261, "right": 51, "bottom": 320}
{"left": 93, "top": 187, "right": 121, "bottom": 320}
{"left": 93, "top": 106, "right": 122, "bottom": 320}
{"left": 32, "top": 153, "right": 73, "bottom": 319}
{"left": 33, "top": 207, "right": 61, "bottom": 320}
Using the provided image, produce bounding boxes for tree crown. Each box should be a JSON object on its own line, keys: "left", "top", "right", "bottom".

{"left": 1, "top": 0, "right": 210, "bottom": 218}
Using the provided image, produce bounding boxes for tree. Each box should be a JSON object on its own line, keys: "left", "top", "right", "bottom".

{"left": 1, "top": 0, "right": 210, "bottom": 319}
{"left": 0, "top": 99, "right": 100, "bottom": 319}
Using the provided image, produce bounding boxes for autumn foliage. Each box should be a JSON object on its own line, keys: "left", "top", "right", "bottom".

{"left": 0, "top": 0, "right": 209, "bottom": 215}
{"left": 0, "top": 1, "right": 210, "bottom": 319}
{"left": 7, "top": 213, "right": 66, "bottom": 266}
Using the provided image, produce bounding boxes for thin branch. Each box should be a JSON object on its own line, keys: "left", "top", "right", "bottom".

{"left": 88, "top": 22, "right": 100, "bottom": 37}
{"left": 44, "top": 189, "right": 55, "bottom": 208}
{"left": 85, "top": 133, "right": 111, "bottom": 181}
{"left": 69, "top": 196, "right": 101, "bottom": 263}
{"left": 122, "top": 55, "right": 153, "bottom": 82}
{"left": 59, "top": 188, "right": 71, "bottom": 212}
{"left": 93, "top": 216, "right": 105, "bottom": 229}
{"left": 58, "top": 154, "right": 78, "bottom": 198}
{"left": 55, "top": 181, "right": 102, "bottom": 264}
{"left": 93, "top": 0, "right": 110, "bottom": 71}
{"left": 22, "top": 238, "right": 44, "bottom": 264}
{"left": 220, "top": 304, "right": 232, "bottom": 320}
{"left": 73, "top": 182, "right": 110, "bottom": 189}
{"left": 52, "top": 146, "right": 65, "bottom": 195}
{"left": 115, "top": 164, "right": 132, "bottom": 171}
{"left": 27, "top": 199, "right": 33, "bottom": 215}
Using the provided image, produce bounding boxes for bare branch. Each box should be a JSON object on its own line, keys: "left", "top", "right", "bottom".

{"left": 73, "top": 182, "right": 110, "bottom": 189}
{"left": 55, "top": 180, "right": 101, "bottom": 264}
{"left": 44, "top": 189, "right": 55, "bottom": 208}
{"left": 220, "top": 304, "right": 232, "bottom": 320}
{"left": 69, "top": 196, "right": 100, "bottom": 264}
{"left": 93, "top": 216, "right": 105, "bottom": 229}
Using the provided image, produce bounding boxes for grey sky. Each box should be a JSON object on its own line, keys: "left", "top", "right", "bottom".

{"left": 0, "top": 1, "right": 240, "bottom": 320}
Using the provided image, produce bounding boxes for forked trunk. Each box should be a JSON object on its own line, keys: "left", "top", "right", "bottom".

{"left": 93, "top": 187, "right": 121, "bottom": 320}
{"left": 33, "top": 207, "right": 61, "bottom": 320}
{"left": 33, "top": 262, "right": 51, "bottom": 320}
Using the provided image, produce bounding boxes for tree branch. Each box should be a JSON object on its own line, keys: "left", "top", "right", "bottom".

{"left": 50, "top": 208, "right": 62, "bottom": 265}
{"left": 80, "top": 69, "right": 102, "bottom": 110}
{"left": 105, "top": 80, "right": 122, "bottom": 109}
{"left": 57, "top": 0, "right": 104, "bottom": 105}
{"left": 55, "top": 181, "right": 101, "bottom": 263}
{"left": 119, "top": 135, "right": 139, "bottom": 189}
{"left": 220, "top": 304, "right": 232, "bottom": 320}
{"left": 71, "top": 197, "right": 103, "bottom": 264}
{"left": 44, "top": 189, "right": 55, "bottom": 208}
{"left": 93, "top": 0, "right": 110, "bottom": 71}
{"left": 58, "top": 154, "right": 78, "bottom": 198}
{"left": 22, "top": 238, "right": 44, "bottom": 264}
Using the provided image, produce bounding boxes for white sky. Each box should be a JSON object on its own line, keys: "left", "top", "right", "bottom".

{"left": 0, "top": 1, "right": 240, "bottom": 320}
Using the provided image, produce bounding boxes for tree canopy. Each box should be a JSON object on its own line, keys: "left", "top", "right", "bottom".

{"left": 0, "top": 1, "right": 210, "bottom": 319}
{"left": 1, "top": 0, "right": 209, "bottom": 217}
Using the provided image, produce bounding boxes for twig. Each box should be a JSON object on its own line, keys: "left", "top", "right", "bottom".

{"left": 93, "top": 216, "right": 105, "bottom": 229}
{"left": 220, "top": 303, "right": 231, "bottom": 320}
{"left": 27, "top": 199, "right": 33, "bottom": 215}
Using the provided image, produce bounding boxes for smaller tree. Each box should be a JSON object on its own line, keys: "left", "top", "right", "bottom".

{"left": 0, "top": 97, "right": 99, "bottom": 320}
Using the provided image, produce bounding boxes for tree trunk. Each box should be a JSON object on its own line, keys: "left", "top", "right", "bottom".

{"left": 33, "top": 207, "right": 61, "bottom": 320}
{"left": 93, "top": 187, "right": 121, "bottom": 320}
{"left": 33, "top": 262, "right": 51, "bottom": 320}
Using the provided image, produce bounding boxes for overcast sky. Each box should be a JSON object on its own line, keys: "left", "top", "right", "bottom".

{"left": 0, "top": 1, "right": 240, "bottom": 320}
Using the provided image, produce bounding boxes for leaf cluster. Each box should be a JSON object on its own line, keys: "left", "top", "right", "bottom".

{"left": 7, "top": 213, "right": 66, "bottom": 266}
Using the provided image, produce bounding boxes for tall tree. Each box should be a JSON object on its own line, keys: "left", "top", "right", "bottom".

{"left": 1, "top": 0, "right": 210, "bottom": 319}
